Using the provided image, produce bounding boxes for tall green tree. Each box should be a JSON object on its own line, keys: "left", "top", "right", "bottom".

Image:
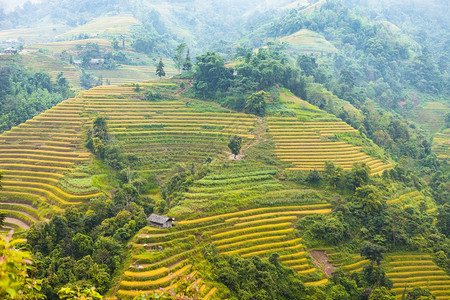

{"left": 0, "top": 231, "right": 44, "bottom": 299}
{"left": 245, "top": 91, "right": 266, "bottom": 116}
{"left": 360, "top": 242, "right": 386, "bottom": 266}
{"left": 156, "top": 58, "right": 166, "bottom": 79}
{"left": 228, "top": 135, "right": 242, "bottom": 158}
{"left": 183, "top": 49, "right": 193, "bottom": 72}
{"left": 194, "top": 52, "right": 234, "bottom": 96}
{"left": 347, "top": 162, "right": 371, "bottom": 190}
{"left": 436, "top": 204, "right": 450, "bottom": 237}
{"left": 354, "top": 185, "right": 383, "bottom": 214}
{"left": 111, "top": 38, "right": 119, "bottom": 50}
{"left": 173, "top": 43, "right": 187, "bottom": 74}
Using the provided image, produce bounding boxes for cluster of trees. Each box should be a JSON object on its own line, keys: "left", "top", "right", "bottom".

{"left": 295, "top": 53, "right": 436, "bottom": 165}
{"left": 296, "top": 161, "right": 449, "bottom": 259}
{"left": 202, "top": 243, "right": 433, "bottom": 300}
{"left": 0, "top": 66, "right": 72, "bottom": 133}
{"left": 3, "top": 117, "right": 154, "bottom": 299}
{"left": 130, "top": 10, "right": 171, "bottom": 56}
{"left": 193, "top": 48, "right": 306, "bottom": 115}
{"left": 0, "top": 0, "right": 130, "bottom": 30}
{"left": 26, "top": 196, "right": 147, "bottom": 297}
{"left": 173, "top": 43, "right": 192, "bottom": 74}
{"left": 268, "top": 0, "right": 448, "bottom": 104}
{"left": 74, "top": 42, "right": 129, "bottom": 70}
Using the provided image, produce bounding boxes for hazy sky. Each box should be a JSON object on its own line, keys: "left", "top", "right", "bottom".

{"left": 0, "top": 0, "right": 42, "bottom": 12}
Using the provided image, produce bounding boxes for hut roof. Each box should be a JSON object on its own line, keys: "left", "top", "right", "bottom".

{"left": 147, "top": 214, "right": 173, "bottom": 225}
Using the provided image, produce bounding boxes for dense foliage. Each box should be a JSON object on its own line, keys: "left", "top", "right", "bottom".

{"left": 203, "top": 244, "right": 399, "bottom": 300}
{"left": 296, "top": 161, "right": 449, "bottom": 256}
{"left": 23, "top": 119, "right": 153, "bottom": 299}
{"left": 0, "top": 1, "right": 448, "bottom": 299}
{"left": 0, "top": 66, "right": 72, "bottom": 133}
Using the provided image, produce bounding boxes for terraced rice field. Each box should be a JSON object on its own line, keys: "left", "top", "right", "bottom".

{"left": 267, "top": 117, "right": 392, "bottom": 174}
{"left": 328, "top": 252, "right": 369, "bottom": 273}
{"left": 414, "top": 101, "right": 449, "bottom": 133}
{"left": 387, "top": 191, "right": 423, "bottom": 205}
{"left": 385, "top": 254, "right": 450, "bottom": 299}
{"left": 172, "top": 162, "right": 283, "bottom": 215}
{"left": 433, "top": 128, "right": 450, "bottom": 160}
{"left": 0, "top": 24, "right": 70, "bottom": 45}
{"left": 0, "top": 97, "right": 101, "bottom": 232}
{"left": 79, "top": 85, "right": 257, "bottom": 168}
{"left": 28, "top": 38, "right": 111, "bottom": 52}
{"left": 57, "top": 16, "right": 138, "bottom": 39}
{"left": 279, "top": 29, "right": 338, "bottom": 54}
{"left": 90, "top": 63, "right": 177, "bottom": 85}
{"left": 386, "top": 190, "right": 438, "bottom": 213}
{"left": 117, "top": 203, "right": 332, "bottom": 298}
{"left": 21, "top": 51, "right": 82, "bottom": 89}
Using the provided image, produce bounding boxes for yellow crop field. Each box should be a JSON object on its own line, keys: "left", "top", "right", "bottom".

{"left": 79, "top": 84, "right": 257, "bottom": 168}
{"left": 56, "top": 16, "right": 139, "bottom": 39}
{"left": 117, "top": 201, "right": 332, "bottom": 298}
{"left": 433, "top": 128, "right": 450, "bottom": 160}
{"left": 268, "top": 117, "right": 392, "bottom": 175}
{"left": 0, "top": 24, "right": 70, "bottom": 44}
{"left": 28, "top": 38, "right": 111, "bottom": 52}
{"left": 279, "top": 29, "right": 338, "bottom": 54}
{"left": 19, "top": 51, "right": 82, "bottom": 89}
{"left": 385, "top": 254, "right": 450, "bottom": 299}
{"left": 0, "top": 97, "right": 99, "bottom": 232}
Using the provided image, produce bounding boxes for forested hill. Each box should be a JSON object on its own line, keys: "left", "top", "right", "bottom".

{"left": 248, "top": 0, "right": 448, "bottom": 110}
{"left": 0, "top": 0, "right": 302, "bottom": 56}
{"left": 0, "top": 1, "right": 449, "bottom": 300}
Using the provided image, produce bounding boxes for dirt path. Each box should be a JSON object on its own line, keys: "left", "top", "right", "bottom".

{"left": 1, "top": 209, "right": 40, "bottom": 222}
{"left": 228, "top": 117, "right": 266, "bottom": 160}
{"left": 174, "top": 79, "right": 192, "bottom": 97}
{"left": 0, "top": 201, "right": 37, "bottom": 210}
{"left": 4, "top": 217, "right": 30, "bottom": 230}
{"left": 309, "top": 250, "right": 336, "bottom": 277}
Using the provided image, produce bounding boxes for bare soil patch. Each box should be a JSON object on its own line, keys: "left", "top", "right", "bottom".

{"left": 309, "top": 250, "right": 336, "bottom": 277}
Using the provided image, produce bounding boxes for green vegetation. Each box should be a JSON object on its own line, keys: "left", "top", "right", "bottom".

{"left": 279, "top": 29, "right": 338, "bottom": 54}
{"left": 0, "top": 0, "right": 448, "bottom": 299}
{"left": 228, "top": 135, "right": 242, "bottom": 158}
{"left": 0, "top": 65, "right": 72, "bottom": 133}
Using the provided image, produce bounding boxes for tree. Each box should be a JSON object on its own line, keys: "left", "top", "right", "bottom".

{"left": 80, "top": 70, "right": 97, "bottom": 89}
{"left": 86, "top": 116, "right": 108, "bottom": 156}
{"left": 228, "top": 135, "right": 242, "bottom": 158}
{"left": 245, "top": 91, "right": 266, "bottom": 116}
{"left": 0, "top": 231, "right": 44, "bottom": 299}
{"left": 297, "top": 54, "right": 318, "bottom": 77}
{"left": 111, "top": 38, "right": 119, "bottom": 50}
{"left": 194, "top": 52, "right": 234, "bottom": 96}
{"left": 120, "top": 34, "right": 125, "bottom": 49}
{"left": 354, "top": 185, "right": 383, "bottom": 214}
{"left": 406, "top": 287, "right": 435, "bottom": 300}
{"left": 58, "top": 286, "right": 102, "bottom": 300}
{"left": 156, "top": 58, "right": 166, "bottom": 79}
{"left": 325, "top": 161, "right": 343, "bottom": 188}
{"left": 306, "top": 169, "right": 322, "bottom": 185}
{"left": 360, "top": 242, "right": 386, "bottom": 266}
{"left": 347, "top": 162, "right": 371, "bottom": 190}
{"left": 436, "top": 204, "right": 450, "bottom": 237}
{"left": 369, "top": 287, "right": 395, "bottom": 300}
{"left": 173, "top": 43, "right": 187, "bottom": 74}
{"left": 183, "top": 49, "right": 193, "bottom": 72}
